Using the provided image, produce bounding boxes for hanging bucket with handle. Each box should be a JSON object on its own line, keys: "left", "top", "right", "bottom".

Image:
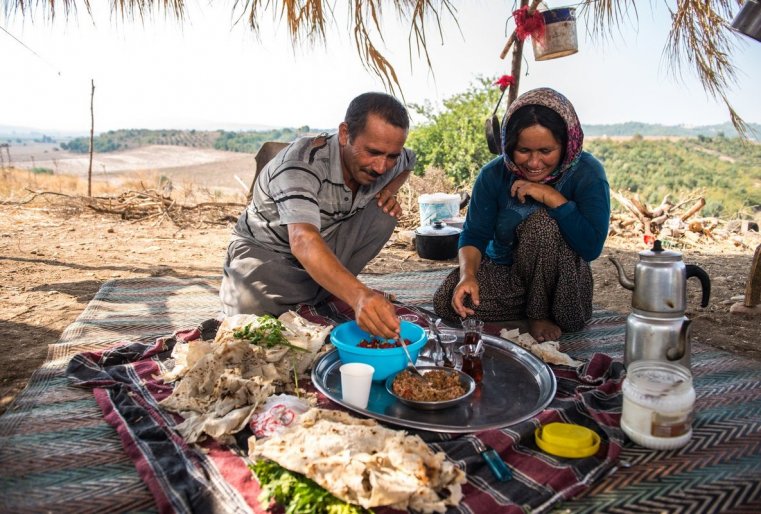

{"left": 532, "top": 7, "right": 578, "bottom": 61}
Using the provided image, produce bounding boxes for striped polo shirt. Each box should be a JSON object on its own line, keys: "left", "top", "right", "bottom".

{"left": 232, "top": 132, "right": 416, "bottom": 254}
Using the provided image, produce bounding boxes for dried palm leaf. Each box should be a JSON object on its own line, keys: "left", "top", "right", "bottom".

{"left": 578, "top": 0, "right": 748, "bottom": 137}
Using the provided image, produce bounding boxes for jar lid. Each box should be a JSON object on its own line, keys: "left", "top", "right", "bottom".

{"left": 535, "top": 422, "right": 601, "bottom": 458}
{"left": 415, "top": 221, "right": 461, "bottom": 237}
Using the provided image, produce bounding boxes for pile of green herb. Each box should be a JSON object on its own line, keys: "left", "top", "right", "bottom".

{"left": 233, "top": 315, "right": 307, "bottom": 352}
{"left": 251, "top": 459, "right": 371, "bottom": 514}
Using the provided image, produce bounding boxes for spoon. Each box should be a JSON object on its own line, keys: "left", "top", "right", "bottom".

{"left": 397, "top": 337, "right": 425, "bottom": 378}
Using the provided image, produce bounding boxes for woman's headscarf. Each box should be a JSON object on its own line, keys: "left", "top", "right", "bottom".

{"left": 500, "top": 87, "right": 584, "bottom": 184}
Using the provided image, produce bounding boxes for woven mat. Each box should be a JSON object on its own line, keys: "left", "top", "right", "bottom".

{"left": 1, "top": 271, "right": 760, "bottom": 513}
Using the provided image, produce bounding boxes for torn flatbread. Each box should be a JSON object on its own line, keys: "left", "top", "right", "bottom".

{"left": 499, "top": 328, "right": 582, "bottom": 367}
{"left": 250, "top": 408, "right": 465, "bottom": 513}
{"left": 159, "top": 312, "right": 331, "bottom": 443}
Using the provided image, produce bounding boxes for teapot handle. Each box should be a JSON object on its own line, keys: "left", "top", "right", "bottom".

{"left": 686, "top": 264, "right": 711, "bottom": 307}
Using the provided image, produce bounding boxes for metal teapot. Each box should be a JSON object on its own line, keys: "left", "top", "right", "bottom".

{"left": 608, "top": 240, "right": 711, "bottom": 369}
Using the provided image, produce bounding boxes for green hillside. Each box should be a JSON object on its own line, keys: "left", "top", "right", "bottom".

{"left": 586, "top": 136, "right": 761, "bottom": 217}
{"left": 59, "top": 127, "right": 310, "bottom": 154}
{"left": 584, "top": 121, "right": 761, "bottom": 139}
{"left": 47, "top": 98, "right": 761, "bottom": 220}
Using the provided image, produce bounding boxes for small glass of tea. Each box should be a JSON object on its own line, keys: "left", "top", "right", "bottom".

{"left": 457, "top": 343, "right": 485, "bottom": 383}
{"left": 461, "top": 318, "right": 484, "bottom": 347}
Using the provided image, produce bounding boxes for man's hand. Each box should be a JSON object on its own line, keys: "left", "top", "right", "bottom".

{"left": 288, "top": 223, "right": 400, "bottom": 339}
{"left": 376, "top": 188, "right": 403, "bottom": 218}
{"left": 354, "top": 288, "right": 400, "bottom": 339}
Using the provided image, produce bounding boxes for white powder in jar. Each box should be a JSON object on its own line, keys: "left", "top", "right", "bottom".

{"left": 621, "top": 360, "right": 695, "bottom": 450}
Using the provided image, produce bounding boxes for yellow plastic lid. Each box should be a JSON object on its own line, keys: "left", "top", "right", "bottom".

{"left": 535, "top": 422, "right": 601, "bottom": 458}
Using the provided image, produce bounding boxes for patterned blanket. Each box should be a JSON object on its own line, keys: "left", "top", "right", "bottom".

{"left": 2, "top": 270, "right": 761, "bottom": 513}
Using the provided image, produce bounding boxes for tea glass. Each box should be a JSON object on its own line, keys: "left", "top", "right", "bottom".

{"left": 457, "top": 343, "right": 485, "bottom": 383}
{"left": 461, "top": 318, "right": 484, "bottom": 347}
{"left": 437, "top": 331, "right": 459, "bottom": 368}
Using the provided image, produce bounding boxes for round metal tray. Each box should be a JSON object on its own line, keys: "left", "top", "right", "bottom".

{"left": 384, "top": 366, "right": 476, "bottom": 411}
{"left": 311, "top": 331, "right": 556, "bottom": 433}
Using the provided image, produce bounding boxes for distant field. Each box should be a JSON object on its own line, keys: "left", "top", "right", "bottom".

{"left": 5, "top": 143, "right": 257, "bottom": 195}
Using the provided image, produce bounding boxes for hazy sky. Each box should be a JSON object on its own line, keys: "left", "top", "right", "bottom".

{"left": 2, "top": 1, "right": 760, "bottom": 134}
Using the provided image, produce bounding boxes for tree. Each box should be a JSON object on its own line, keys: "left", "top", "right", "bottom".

{"left": 406, "top": 77, "right": 498, "bottom": 186}
{"left": 4, "top": 0, "right": 753, "bottom": 133}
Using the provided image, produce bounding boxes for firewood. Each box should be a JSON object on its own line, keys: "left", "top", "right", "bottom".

{"left": 680, "top": 198, "right": 706, "bottom": 222}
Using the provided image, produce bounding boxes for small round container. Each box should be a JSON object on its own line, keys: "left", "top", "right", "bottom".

{"left": 330, "top": 320, "right": 427, "bottom": 381}
{"left": 535, "top": 422, "right": 601, "bottom": 458}
{"left": 621, "top": 360, "right": 695, "bottom": 450}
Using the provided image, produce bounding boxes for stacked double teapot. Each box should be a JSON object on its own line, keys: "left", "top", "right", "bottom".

{"left": 609, "top": 240, "right": 711, "bottom": 370}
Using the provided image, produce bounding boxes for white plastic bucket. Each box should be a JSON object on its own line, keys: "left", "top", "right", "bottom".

{"left": 418, "top": 193, "right": 460, "bottom": 226}
{"left": 532, "top": 8, "right": 578, "bottom": 61}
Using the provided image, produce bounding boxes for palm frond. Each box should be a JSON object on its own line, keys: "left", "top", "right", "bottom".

{"left": 578, "top": 0, "right": 748, "bottom": 137}
{"left": 2, "top": 0, "right": 753, "bottom": 134}
{"left": 663, "top": 0, "right": 747, "bottom": 137}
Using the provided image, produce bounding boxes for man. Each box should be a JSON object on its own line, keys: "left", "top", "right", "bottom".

{"left": 220, "top": 92, "right": 415, "bottom": 339}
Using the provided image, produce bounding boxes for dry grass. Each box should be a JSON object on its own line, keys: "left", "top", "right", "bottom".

{"left": 0, "top": 167, "right": 243, "bottom": 206}
{"left": 0, "top": 164, "right": 456, "bottom": 230}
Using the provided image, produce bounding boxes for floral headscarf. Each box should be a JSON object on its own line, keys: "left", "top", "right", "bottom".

{"left": 500, "top": 87, "right": 584, "bottom": 184}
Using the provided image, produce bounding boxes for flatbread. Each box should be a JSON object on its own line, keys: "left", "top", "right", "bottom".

{"left": 250, "top": 408, "right": 466, "bottom": 513}
{"left": 159, "top": 312, "right": 331, "bottom": 443}
{"left": 499, "top": 328, "right": 582, "bottom": 367}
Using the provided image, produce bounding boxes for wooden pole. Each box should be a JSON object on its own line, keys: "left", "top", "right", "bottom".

{"left": 87, "top": 79, "right": 95, "bottom": 197}
{"left": 507, "top": 0, "right": 529, "bottom": 108}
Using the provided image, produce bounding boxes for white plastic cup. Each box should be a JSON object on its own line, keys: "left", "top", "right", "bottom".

{"left": 339, "top": 363, "right": 375, "bottom": 409}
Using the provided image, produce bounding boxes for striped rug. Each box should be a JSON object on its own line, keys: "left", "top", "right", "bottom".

{"left": 0, "top": 271, "right": 759, "bottom": 513}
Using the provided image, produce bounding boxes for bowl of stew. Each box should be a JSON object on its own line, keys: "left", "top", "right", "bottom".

{"left": 330, "top": 320, "right": 427, "bottom": 381}
{"left": 385, "top": 366, "right": 476, "bottom": 410}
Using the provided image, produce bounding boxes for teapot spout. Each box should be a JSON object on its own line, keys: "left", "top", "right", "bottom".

{"left": 608, "top": 255, "right": 635, "bottom": 291}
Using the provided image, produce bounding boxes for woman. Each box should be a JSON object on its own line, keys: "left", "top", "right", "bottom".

{"left": 433, "top": 87, "right": 610, "bottom": 342}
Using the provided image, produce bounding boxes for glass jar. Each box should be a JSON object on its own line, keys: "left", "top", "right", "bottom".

{"left": 621, "top": 360, "right": 695, "bottom": 450}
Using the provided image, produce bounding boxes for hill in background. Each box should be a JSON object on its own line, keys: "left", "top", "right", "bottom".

{"left": 3, "top": 122, "right": 759, "bottom": 221}
{"left": 2, "top": 121, "right": 760, "bottom": 149}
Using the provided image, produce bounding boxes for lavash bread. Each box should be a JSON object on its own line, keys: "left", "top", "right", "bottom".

{"left": 159, "top": 312, "right": 330, "bottom": 443}
{"left": 250, "top": 408, "right": 466, "bottom": 513}
{"left": 500, "top": 328, "right": 582, "bottom": 367}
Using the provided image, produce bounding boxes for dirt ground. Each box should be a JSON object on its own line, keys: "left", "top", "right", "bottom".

{"left": 2, "top": 201, "right": 760, "bottom": 416}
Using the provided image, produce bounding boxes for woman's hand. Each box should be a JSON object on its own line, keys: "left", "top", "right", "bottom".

{"left": 452, "top": 274, "right": 480, "bottom": 318}
{"left": 511, "top": 179, "right": 567, "bottom": 208}
{"left": 376, "top": 188, "right": 403, "bottom": 218}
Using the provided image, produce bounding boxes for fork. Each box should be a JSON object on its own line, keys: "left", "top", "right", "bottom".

{"left": 472, "top": 438, "right": 513, "bottom": 482}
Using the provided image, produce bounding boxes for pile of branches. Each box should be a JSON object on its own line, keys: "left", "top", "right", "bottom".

{"left": 15, "top": 188, "right": 245, "bottom": 227}
{"left": 84, "top": 190, "right": 245, "bottom": 226}
{"left": 610, "top": 190, "right": 756, "bottom": 248}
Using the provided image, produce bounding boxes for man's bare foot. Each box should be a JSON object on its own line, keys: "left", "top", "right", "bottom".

{"left": 528, "top": 319, "right": 561, "bottom": 342}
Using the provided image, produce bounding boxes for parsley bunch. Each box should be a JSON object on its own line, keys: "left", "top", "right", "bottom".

{"left": 233, "top": 315, "right": 307, "bottom": 352}
{"left": 251, "top": 459, "right": 370, "bottom": 514}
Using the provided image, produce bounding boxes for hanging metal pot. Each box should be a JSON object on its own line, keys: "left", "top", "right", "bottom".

{"left": 485, "top": 114, "right": 502, "bottom": 155}
{"left": 732, "top": 0, "right": 761, "bottom": 42}
{"left": 484, "top": 87, "right": 507, "bottom": 155}
{"left": 415, "top": 221, "right": 461, "bottom": 261}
